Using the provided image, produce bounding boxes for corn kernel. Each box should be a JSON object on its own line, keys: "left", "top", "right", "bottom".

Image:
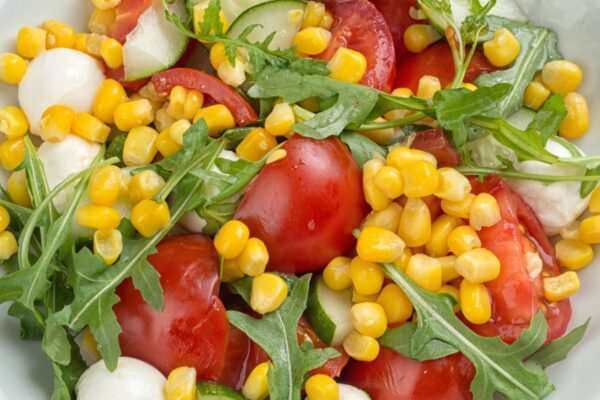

{"left": 402, "top": 160, "right": 439, "bottom": 198}
{"left": 384, "top": 88, "right": 414, "bottom": 121}
{"left": 131, "top": 199, "right": 170, "bottom": 237}
{"left": 0, "top": 231, "right": 18, "bottom": 260}
{"left": 92, "top": 0, "right": 121, "bottom": 10}
{"left": 81, "top": 328, "right": 100, "bottom": 360}
{"left": 294, "top": 27, "right": 332, "bottom": 55}
{"left": 373, "top": 166, "right": 404, "bottom": 199}
{"left": 426, "top": 214, "right": 461, "bottom": 257}
{"left": 76, "top": 204, "right": 121, "bottom": 230}
{"left": 156, "top": 127, "right": 181, "bottom": 158}
{"left": 363, "top": 158, "right": 390, "bottom": 211}
{"left": 439, "top": 255, "right": 459, "bottom": 282}
{"left": 320, "top": 11, "right": 334, "bottom": 30}
{"left": 237, "top": 237, "right": 269, "bottom": 276}
{"left": 93, "top": 79, "right": 128, "bottom": 124}
{"left": 0, "top": 206, "right": 8, "bottom": 234}
{"left": 359, "top": 117, "right": 397, "bottom": 145}
{"left": 343, "top": 331, "right": 380, "bottom": 362}
{"left": 454, "top": 248, "right": 500, "bottom": 283}
{"left": 441, "top": 193, "right": 475, "bottom": 219}
{"left": 242, "top": 362, "right": 270, "bottom": 400}
{"left": 301, "top": 1, "right": 326, "bottom": 29}
{"left": 483, "top": 28, "right": 520, "bottom": 67}
{"left": 236, "top": 128, "right": 277, "bottom": 162}
{"left": 323, "top": 256, "right": 352, "bottom": 291}
{"left": 394, "top": 246, "right": 412, "bottom": 271}
{"left": 39, "top": 105, "right": 73, "bottom": 142}
{"left": 165, "top": 366, "right": 196, "bottom": 400}
{"left": 100, "top": 37, "right": 123, "bottom": 68}
{"left": 398, "top": 198, "right": 431, "bottom": 247}
{"left": 265, "top": 103, "right": 295, "bottom": 137}
{"left": 214, "top": 220, "right": 250, "bottom": 260}
{"left": 469, "top": 193, "right": 501, "bottom": 231}
{"left": 0, "top": 106, "right": 29, "bottom": 139}
{"left": 73, "top": 33, "right": 90, "bottom": 54}
{"left": 193, "top": 104, "right": 236, "bottom": 137}
{"left": 327, "top": 47, "right": 367, "bottom": 84}
{"left": 251, "top": 273, "right": 288, "bottom": 314}
{"left": 209, "top": 43, "right": 228, "bottom": 70}
{"left": 541, "top": 60, "right": 582, "bottom": 95}
{"left": 123, "top": 126, "right": 158, "bottom": 166}
{"left": 163, "top": 120, "right": 190, "bottom": 147}
{"left": 0, "top": 53, "right": 27, "bottom": 84}
{"left": 357, "top": 226, "right": 405, "bottom": 264}
{"left": 405, "top": 253, "right": 442, "bottom": 292}
{"left": 17, "top": 27, "right": 47, "bottom": 58}
{"left": 447, "top": 225, "right": 481, "bottom": 255}
{"left": 352, "top": 289, "right": 378, "bottom": 303}
{"left": 580, "top": 215, "right": 600, "bottom": 244}
{"left": 192, "top": 3, "right": 229, "bottom": 37}
{"left": 43, "top": 20, "right": 76, "bottom": 49}
{"left": 387, "top": 146, "right": 437, "bottom": 170}
{"left": 460, "top": 279, "right": 491, "bottom": 325}
{"left": 590, "top": 187, "right": 600, "bottom": 214}
{"left": 93, "top": 229, "right": 123, "bottom": 265}
{"left": 559, "top": 92, "right": 589, "bottom": 139}
{"left": 434, "top": 168, "right": 471, "bottom": 202}
{"left": 114, "top": 99, "right": 154, "bottom": 132}
{"left": 155, "top": 104, "right": 176, "bottom": 132}
{"left": 7, "top": 171, "right": 31, "bottom": 207}
{"left": 217, "top": 58, "right": 247, "bottom": 88}
{"left": 0, "top": 137, "right": 26, "bottom": 170}
{"left": 168, "top": 86, "right": 205, "bottom": 121}
{"left": 416, "top": 75, "right": 441, "bottom": 99}
{"left": 555, "top": 239, "right": 594, "bottom": 270}
{"left": 350, "top": 257, "right": 384, "bottom": 295}
{"left": 361, "top": 202, "right": 403, "bottom": 232}
{"left": 560, "top": 220, "right": 581, "bottom": 241}
{"left": 305, "top": 374, "right": 339, "bottom": 400}
{"left": 351, "top": 302, "right": 388, "bottom": 338}
{"left": 129, "top": 170, "right": 165, "bottom": 203}
{"left": 376, "top": 283, "right": 412, "bottom": 324}
{"left": 84, "top": 33, "right": 107, "bottom": 57}
{"left": 89, "top": 165, "right": 121, "bottom": 206}
{"left": 404, "top": 24, "right": 440, "bottom": 53}
{"left": 438, "top": 284, "right": 460, "bottom": 313}
{"left": 462, "top": 83, "right": 478, "bottom": 91}
{"left": 72, "top": 112, "right": 111, "bottom": 143}
{"left": 523, "top": 81, "right": 551, "bottom": 111}
{"left": 221, "top": 258, "right": 245, "bottom": 283}
{"left": 266, "top": 149, "right": 287, "bottom": 164}
{"left": 543, "top": 271, "right": 580, "bottom": 302}
{"left": 88, "top": 7, "right": 117, "bottom": 35}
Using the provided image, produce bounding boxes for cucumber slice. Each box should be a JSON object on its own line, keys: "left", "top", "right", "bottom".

{"left": 227, "top": 0, "right": 307, "bottom": 50}
{"left": 186, "top": 0, "right": 271, "bottom": 24}
{"left": 123, "top": 0, "right": 189, "bottom": 81}
{"left": 197, "top": 381, "right": 245, "bottom": 400}
{"left": 339, "top": 384, "right": 372, "bottom": 400}
{"left": 506, "top": 107, "right": 536, "bottom": 130}
{"left": 305, "top": 276, "right": 353, "bottom": 346}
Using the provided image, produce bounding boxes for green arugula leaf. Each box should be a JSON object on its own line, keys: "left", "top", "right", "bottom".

{"left": 105, "top": 131, "right": 127, "bottom": 163}
{"left": 7, "top": 302, "right": 44, "bottom": 340}
{"left": 340, "top": 132, "right": 386, "bottom": 167}
{"left": 527, "top": 94, "right": 567, "bottom": 145}
{"left": 458, "top": 164, "right": 600, "bottom": 185}
{"left": 380, "top": 322, "right": 459, "bottom": 361}
{"left": 528, "top": 319, "right": 590, "bottom": 368}
{"left": 131, "top": 261, "right": 164, "bottom": 311}
{"left": 49, "top": 335, "right": 87, "bottom": 400}
{"left": 228, "top": 275, "right": 339, "bottom": 400}
{"left": 580, "top": 165, "right": 600, "bottom": 198}
{"left": 42, "top": 315, "right": 71, "bottom": 366}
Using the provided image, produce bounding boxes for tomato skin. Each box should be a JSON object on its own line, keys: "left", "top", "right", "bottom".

{"left": 109, "top": 0, "right": 153, "bottom": 43}
{"left": 318, "top": 0, "right": 396, "bottom": 91}
{"left": 114, "top": 235, "right": 229, "bottom": 380}
{"left": 151, "top": 68, "right": 258, "bottom": 126}
{"left": 235, "top": 135, "right": 368, "bottom": 273}
{"left": 343, "top": 348, "right": 475, "bottom": 400}
{"left": 410, "top": 128, "right": 461, "bottom": 168}
{"left": 369, "top": 0, "right": 418, "bottom": 62}
{"left": 394, "top": 43, "right": 496, "bottom": 93}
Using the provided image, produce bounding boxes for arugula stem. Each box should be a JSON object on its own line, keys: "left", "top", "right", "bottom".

{"left": 458, "top": 166, "right": 600, "bottom": 183}
{"left": 359, "top": 112, "right": 428, "bottom": 130}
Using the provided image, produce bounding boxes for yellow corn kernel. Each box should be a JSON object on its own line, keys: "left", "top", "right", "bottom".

{"left": 555, "top": 239, "right": 594, "bottom": 270}
{"left": 155, "top": 104, "right": 176, "bottom": 132}
{"left": 327, "top": 47, "right": 367, "bottom": 84}
{"left": 305, "top": 374, "right": 339, "bottom": 400}
{"left": 301, "top": 1, "right": 326, "bottom": 28}
{"left": 405, "top": 253, "right": 442, "bottom": 292}
{"left": 361, "top": 202, "right": 403, "bottom": 232}
{"left": 460, "top": 279, "right": 491, "bottom": 325}
{"left": 39, "top": 105, "right": 73, "bottom": 142}
{"left": 416, "top": 75, "right": 441, "bottom": 99}
{"left": 376, "top": 283, "right": 412, "bottom": 324}
{"left": 373, "top": 166, "right": 404, "bottom": 199}
{"left": 72, "top": 112, "right": 111, "bottom": 143}
{"left": 438, "top": 284, "right": 460, "bottom": 313}
{"left": 167, "top": 86, "right": 205, "bottom": 121}
{"left": 0, "top": 106, "right": 29, "bottom": 139}
{"left": 43, "top": 20, "right": 76, "bottom": 49}
{"left": 320, "top": 11, "right": 334, "bottom": 30}
{"left": 100, "top": 37, "right": 123, "bottom": 68}
{"left": 92, "top": 0, "right": 121, "bottom": 10}
{"left": 156, "top": 127, "right": 182, "bottom": 158}
{"left": 394, "top": 246, "right": 412, "bottom": 271}
{"left": 543, "top": 271, "right": 580, "bottom": 302}
{"left": 454, "top": 248, "right": 500, "bottom": 283}
{"left": 17, "top": 27, "right": 47, "bottom": 58}
{"left": 7, "top": 171, "right": 31, "bottom": 207}
{"left": 541, "top": 60, "right": 582, "bottom": 95}
{"left": 404, "top": 24, "right": 440, "bottom": 53}
{"left": 580, "top": 215, "right": 600, "bottom": 244}
{"left": 192, "top": 3, "right": 229, "bottom": 37}
{"left": 237, "top": 237, "right": 269, "bottom": 276}
{"left": 357, "top": 226, "right": 405, "bottom": 264}
{"left": 131, "top": 199, "right": 170, "bottom": 237}
{"left": 469, "top": 193, "right": 501, "bottom": 231}
{"left": 264, "top": 103, "right": 295, "bottom": 137}
{"left": 209, "top": 43, "right": 228, "bottom": 70}
{"left": 363, "top": 158, "right": 390, "bottom": 211}
{"left": 387, "top": 146, "right": 438, "bottom": 170}
{"left": 88, "top": 7, "right": 116, "bottom": 35}
{"left": 343, "top": 331, "right": 380, "bottom": 362}
{"left": 84, "top": 33, "right": 107, "bottom": 57}
{"left": 218, "top": 58, "right": 247, "bottom": 88}
{"left": 462, "top": 83, "right": 478, "bottom": 91}
{"left": 89, "top": 165, "right": 121, "bottom": 206}
{"left": 165, "top": 366, "right": 196, "bottom": 400}
{"left": 398, "top": 198, "right": 431, "bottom": 247}
{"left": 93, "top": 79, "right": 128, "bottom": 124}
{"left": 0, "top": 206, "right": 8, "bottom": 233}
{"left": 294, "top": 27, "right": 332, "bottom": 56}
{"left": 123, "top": 126, "right": 158, "bottom": 166}
{"left": 352, "top": 289, "right": 378, "bottom": 303}
{"left": 590, "top": 187, "right": 600, "bottom": 214}
{"left": 129, "top": 170, "right": 165, "bottom": 203}
{"left": 0, "top": 231, "right": 18, "bottom": 260}
{"left": 434, "top": 168, "right": 471, "bottom": 202}
{"left": 193, "top": 104, "right": 236, "bottom": 137}
{"left": 483, "top": 28, "right": 520, "bottom": 67}
{"left": 560, "top": 220, "right": 581, "bottom": 241}
{"left": 323, "top": 256, "right": 352, "bottom": 291}
{"left": 242, "top": 362, "right": 270, "bottom": 400}
{"left": 384, "top": 88, "right": 414, "bottom": 121}
{"left": 93, "top": 229, "right": 123, "bottom": 265}
{"left": 221, "top": 258, "right": 245, "bottom": 283}
{"left": 251, "top": 273, "right": 288, "bottom": 314}
{"left": 76, "top": 204, "right": 121, "bottom": 230}
{"left": 114, "top": 99, "right": 154, "bottom": 132}
{"left": 441, "top": 193, "right": 475, "bottom": 219}
{"left": 0, "top": 53, "right": 27, "bottom": 84}
{"left": 359, "top": 117, "right": 397, "bottom": 146}
{"left": 214, "top": 220, "right": 250, "bottom": 260}
{"left": 438, "top": 255, "right": 459, "bottom": 283}
{"left": 523, "top": 81, "right": 551, "bottom": 111}
{"left": 402, "top": 160, "right": 439, "bottom": 198}
{"left": 165, "top": 119, "right": 191, "bottom": 146}
{"left": 351, "top": 302, "right": 388, "bottom": 338}
{"left": 81, "top": 328, "right": 100, "bottom": 360}
{"left": 559, "top": 92, "right": 589, "bottom": 139}
{"left": 263, "top": 149, "right": 285, "bottom": 165}
{"left": 0, "top": 137, "right": 26, "bottom": 170}
{"left": 426, "top": 214, "right": 461, "bottom": 257}
{"left": 350, "top": 257, "right": 384, "bottom": 295}
{"left": 236, "top": 128, "right": 277, "bottom": 162}
{"left": 73, "top": 33, "right": 90, "bottom": 54}
{"left": 447, "top": 225, "right": 481, "bottom": 256}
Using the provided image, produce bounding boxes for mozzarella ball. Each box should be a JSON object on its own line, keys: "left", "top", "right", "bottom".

{"left": 76, "top": 357, "right": 166, "bottom": 400}
{"left": 19, "top": 48, "right": 105, "bottom": 134}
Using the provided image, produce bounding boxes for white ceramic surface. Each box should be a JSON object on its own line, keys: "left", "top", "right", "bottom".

{"left": 0, "top": 1, "right": 599, "bottom": 399}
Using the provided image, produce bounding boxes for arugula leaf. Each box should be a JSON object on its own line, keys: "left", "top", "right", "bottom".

{"left": 527, "top": 94, "right": 567, "bottom": 145}
{"left": 580, "top": 165, "right": 600, "bottom": 198}
{"left": 528, "top": 319, "right": 590, "bottom": 368}
{"left": 458, "top": 164, "right": 600, "bottom": 185}
{"left": 476, "top": 17, "right": 561, "bottom": 116}
{"left": 131, "top": 261, "right": 164, "bottom": 311}
{"left": 7, "top": 302, "right": 44, "bottom": 340}
{"left": 228, "top": 275, "right": 339, "bottom": 400}
{"left": 105, "top": 131, "right": 127, "bottom": 163}
{"left": 340, "top": 132, "right": 386, "bottom": 167}
{"left": 49, "top": 335, "right": 87, "bottom": 400}
{"left": 380, "top": 322, "right": 459, "bottom": 361}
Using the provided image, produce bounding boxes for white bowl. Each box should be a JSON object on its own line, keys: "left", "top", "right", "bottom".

{"left": 0, "top": 0, "right": 599, "bottom": 399}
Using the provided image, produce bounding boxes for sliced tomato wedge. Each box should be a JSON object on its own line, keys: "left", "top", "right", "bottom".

{"left": 410, "top": 128, "right": 461, "bottom": 168}
{"left": 394, "top": 43, "right": 496, "bottom": 93}
{"left": 369, "top": 0, "right": 418, "bottom": 62}
{"left": 318, "top": 0, "right": 396, "bottom": 91}
{"left": 151, "top": 68, "right": 258, "bottom": 126}
{"left": 109, "top": 0, "right": 153, "bottom": 44}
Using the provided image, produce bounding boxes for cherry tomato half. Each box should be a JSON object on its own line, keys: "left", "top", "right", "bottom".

{"left": 369, "top": 0, "right": 418, "bottom": 62}
{"left": 108, "top": 0, "right": 153, "bottom": 43}
{"left": 410, "top": 128, "right": 461, "bottom": 168}
{"left": 234, "top": 135, "right": 368, "bottom": 273}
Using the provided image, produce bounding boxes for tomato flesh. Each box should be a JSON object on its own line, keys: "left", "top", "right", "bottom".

{"left": 369, "top": 0, "right": 418, "bottom": 62}
{"left": 109, "top": 0, "right": 153, "bottom": 44}
{"left": 410, "top": 128, "right": 461, "bottom": 168}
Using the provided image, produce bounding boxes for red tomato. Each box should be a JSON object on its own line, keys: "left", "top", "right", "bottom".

{"left": 394, "top": 43, "right": 496, "bottom": 93}
{"left": 114, "top": 235, "right": 229, "bottom": 380}
{"left": 151, "top": 68, "right": 258, "bottom": 126}
{"left": 109, "top": 0, "right": 153, "bottom": 43}
{"left": 318, "top": 0, "right": 396, "bottom": 91}
{"left": 343, "top": 349, "right": 475, "bottom": 400}
{"left": 469, "top": 175, "right": 572, "bottom": 343}
{"left": 411, "top": 128, "right": 461, "bottom": 167}
{"left": 369, "top": 0, "right": 418, "bottom": 62}
{"left": 235, "top": 135, "right": 368, "bottom": 273}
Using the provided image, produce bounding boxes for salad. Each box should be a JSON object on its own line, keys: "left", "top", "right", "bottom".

{"left": 0, "top": 0, "right": 597, "bottom": 399}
